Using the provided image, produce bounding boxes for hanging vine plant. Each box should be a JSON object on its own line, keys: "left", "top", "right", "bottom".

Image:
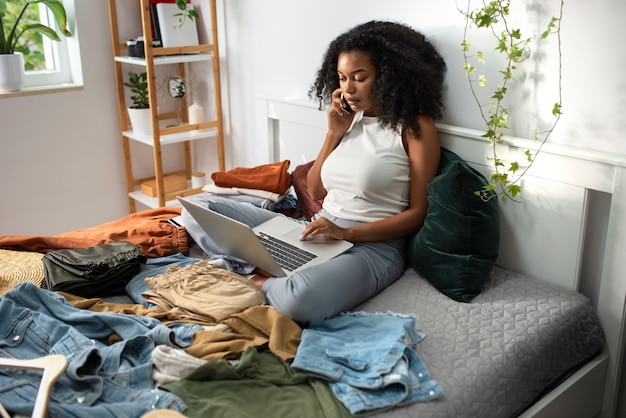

{"left": 461, "top": 0, "right": 564, "bottom": 201}
{"left": 174, "top": 0, "right": 199, "bottom": 29}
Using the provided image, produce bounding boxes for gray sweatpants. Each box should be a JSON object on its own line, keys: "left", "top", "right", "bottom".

{"left": 181, "top": 194, "right": 407, "bottom": 324}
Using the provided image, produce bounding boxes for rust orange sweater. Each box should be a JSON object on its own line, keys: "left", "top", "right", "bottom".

{"left": 211, "top": 160, "right": 291, "bottom": 195}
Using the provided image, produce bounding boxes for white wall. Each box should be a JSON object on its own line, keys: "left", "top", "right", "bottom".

{"left": 1, "top": 0, "right": 624, "bottom": 236}
{"left": 224, "top": 0, "right": 626, "bottom": 167}
{"left": 0, "top": 1, "right": 127, "bottom": 235}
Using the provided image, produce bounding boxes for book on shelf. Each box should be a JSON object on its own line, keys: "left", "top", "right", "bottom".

{"left": 150, "top": 4, "right": 162, "bottom": 44}
{"left": 155, "top": 2, "right": 199, "bottom": 48}
{"left": 147, "top": 0, "right": 175, "bottom": 45}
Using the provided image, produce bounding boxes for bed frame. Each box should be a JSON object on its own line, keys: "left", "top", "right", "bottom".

{"left": 257, "top": 96, "right": 625, "bottom": 418}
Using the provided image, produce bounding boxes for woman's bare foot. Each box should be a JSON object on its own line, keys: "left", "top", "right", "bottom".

{"left": 249, "top": 274, "right": 270, "bottom": 289}
{"left": 249, "top": 268, "right": 273, "bottom": 290}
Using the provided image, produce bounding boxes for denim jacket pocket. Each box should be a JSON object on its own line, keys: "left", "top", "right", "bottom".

{"left": 0, "top": 310, "right": 34, "bottom": 350}
{"left": 324, "top": 349, "right": 367, "bottom": 371}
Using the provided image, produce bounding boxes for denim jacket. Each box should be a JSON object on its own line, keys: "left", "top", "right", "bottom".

{"left": 0, "top": 283, "right": 201, "bottom": 417}
{"left": 291, "top": 311, "right": 442, "bottom": 415}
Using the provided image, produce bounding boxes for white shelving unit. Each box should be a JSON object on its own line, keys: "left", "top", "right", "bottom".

{"left": 107, "top": 0, "right": 225, "bottom": 211}
{"left": 122, "top": 128, "right": 217, "bottom": 146}
{"left": 114, "top": 53, "right": 212, "bottom": 66}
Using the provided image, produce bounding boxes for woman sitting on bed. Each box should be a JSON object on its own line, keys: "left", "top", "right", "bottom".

{"left": 183, "top": 20, "right": 446, "bottom": 324}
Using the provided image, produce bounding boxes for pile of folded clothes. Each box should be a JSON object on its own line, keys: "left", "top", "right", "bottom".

{"left": 204, "top": 160, "right": 301, "bottom": 217}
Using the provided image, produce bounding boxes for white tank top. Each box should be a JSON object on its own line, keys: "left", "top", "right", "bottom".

{"left": 320, "top": 111, "right": 410, "bottom": 222}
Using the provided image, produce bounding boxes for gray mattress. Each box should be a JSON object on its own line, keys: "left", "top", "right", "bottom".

{"left": 355, "top": 266, "right": 605, "bottom": 418}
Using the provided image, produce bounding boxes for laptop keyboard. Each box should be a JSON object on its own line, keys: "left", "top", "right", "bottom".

{"left": 257, "top": 232, "right": 317, "bottom": 272}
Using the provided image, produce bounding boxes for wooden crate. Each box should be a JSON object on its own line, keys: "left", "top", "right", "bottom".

{"left": 141, "top": 174, "right": 187, "bottom": 197}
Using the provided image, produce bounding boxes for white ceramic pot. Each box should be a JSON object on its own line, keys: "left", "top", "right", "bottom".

{"left": 0, "top": 53, "right": 24, "bottom": 93}
{"left": 127, "top": 107, "right": 152, "bottom": 136}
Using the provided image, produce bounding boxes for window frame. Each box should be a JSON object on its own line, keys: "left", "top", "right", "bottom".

{"left": 2, "top": 0, "right": 82, "bottom": 94}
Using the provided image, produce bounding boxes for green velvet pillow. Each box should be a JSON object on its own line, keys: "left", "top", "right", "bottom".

{"left": 408, "top": 147, "right": 500, "bottom": 302}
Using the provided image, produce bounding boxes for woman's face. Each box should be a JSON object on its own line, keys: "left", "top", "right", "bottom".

{"left": 337, "top": 51, "right": 377, "bottom": 116}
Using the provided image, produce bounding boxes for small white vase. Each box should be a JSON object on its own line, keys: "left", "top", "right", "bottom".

{"left": 127, "top": 107, "right": 153, "bottom": 136}
{"left": 0, "top": 53, "right": 24, "bottom": 93}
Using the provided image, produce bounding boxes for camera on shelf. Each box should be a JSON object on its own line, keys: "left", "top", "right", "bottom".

{"left": 127, "top": 37, "right": 161, "bottom": 58}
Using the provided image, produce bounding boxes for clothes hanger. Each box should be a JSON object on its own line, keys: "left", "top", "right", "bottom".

{"left": 0, "top": 355, "right": 68, "bottom": 418}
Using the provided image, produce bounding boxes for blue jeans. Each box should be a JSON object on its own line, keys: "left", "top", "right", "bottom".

{"left": 0, "top": 283, "right": 201, "bottom": 417}
{"left": 291, "top": 311, "right": 442, "bottom": 415}
{"left": 182, "top": 194, "right": 408, "bottom": 324}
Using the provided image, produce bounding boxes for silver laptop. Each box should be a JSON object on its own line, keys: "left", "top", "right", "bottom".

{"left": 178, "top": 197, "right": 353, "bottom": 277}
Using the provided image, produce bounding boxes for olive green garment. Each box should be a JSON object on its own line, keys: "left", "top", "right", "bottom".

{"left": 163, "top": 347, "right": 352, "bottom": 418}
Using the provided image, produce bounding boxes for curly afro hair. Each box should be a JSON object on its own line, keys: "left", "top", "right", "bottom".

{"left": 309, "top": 20, "right": 446, "bottom": 136}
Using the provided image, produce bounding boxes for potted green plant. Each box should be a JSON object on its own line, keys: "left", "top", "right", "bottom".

{"left": 0, "top": 0, "right": 72, "bottom": 92}
{"left": 124, "top": 71, "right": 152, "bottom": 136}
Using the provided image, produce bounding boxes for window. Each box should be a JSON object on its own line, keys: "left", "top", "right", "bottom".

{"left": 4, "top": 0, "right": 82, "bottom": 90}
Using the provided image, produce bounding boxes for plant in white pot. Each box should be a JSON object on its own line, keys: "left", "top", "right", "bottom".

{"left": 124, "top": 71, "right": 152, "bottom": 136}
{"left": 0, "top": 0, "right": 72, "bottom": 92}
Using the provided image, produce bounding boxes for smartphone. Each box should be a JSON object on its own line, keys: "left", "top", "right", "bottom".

{"left": 340, "top": 93, "right": 354, "bottom": 114}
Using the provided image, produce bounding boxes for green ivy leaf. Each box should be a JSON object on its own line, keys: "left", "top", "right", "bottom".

{"left": 492, "top": 85, "right": 507, "bottom": 100}
{"left": 496, "top": 37, "right": 507, "bottom": 53}
{"left": 482, "top": 128, "right": 496, "bottom": 140}
{"left": 500, "top": 66, "right": 514, "bottom": 81}
{"left": 525, "top": 149, "right": 533, "bottom": 162}
{"left": 509, "top": 44, "right": 524, "bottom": 61}
{"left": 541, "top": 16, "right": 559, "bottom": 39}
{"left": 500, "top": 0, "right": 510, "bottom": 15}
{"left": 463, "top": 63, "right": 475, "bottom": 75}
{"left": 508, "top": 184, "right": 522, "bottom": 197}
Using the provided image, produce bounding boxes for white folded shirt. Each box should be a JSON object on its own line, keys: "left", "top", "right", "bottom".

{"left": 202, "top": 183, "right": 284, "bottom": 203}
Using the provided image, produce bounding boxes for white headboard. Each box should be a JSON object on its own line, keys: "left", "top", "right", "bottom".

{"left": 258, "top": 95, "right": 626, "bottom": 418}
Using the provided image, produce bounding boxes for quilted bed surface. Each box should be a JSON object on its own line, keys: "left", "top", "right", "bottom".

{"left": 356, "top": 266, "right": 605, "bottom": 418}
